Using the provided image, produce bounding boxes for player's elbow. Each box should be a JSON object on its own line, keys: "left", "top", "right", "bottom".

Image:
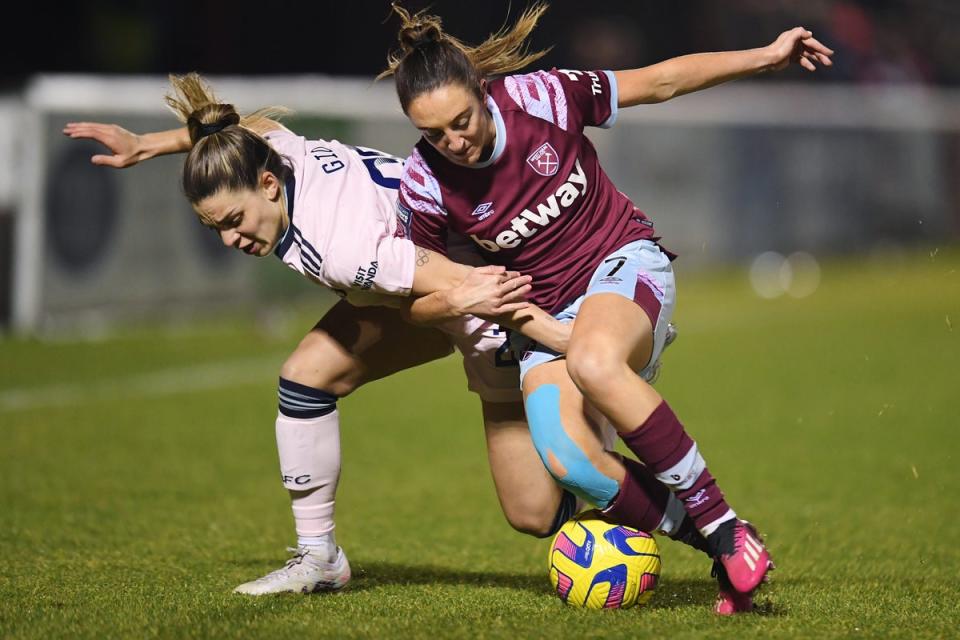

{"left": 280, "top": 333, "right": 362, "bottom": 397}
{"left": 644, "top": 75, "right": 681, "bottom": 103}
{"left": 618, "top": 68, "right": 678, "bottom": 106}
{"left": 650, "top": 85, "right": 679, "bottom": 103}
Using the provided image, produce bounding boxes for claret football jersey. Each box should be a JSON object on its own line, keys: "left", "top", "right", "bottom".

{"left": 265, "top": 128, "right": 415, "bottom": 306}
{"left": 397, "top": 69, "right": 660, "bottom": 313}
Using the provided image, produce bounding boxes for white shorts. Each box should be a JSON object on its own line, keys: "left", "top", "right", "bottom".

{"left": 514, "top": 239, "right": 676, "bottom": 385}
{"left": 439, "top": 316, "right": 522, "bottom": 403}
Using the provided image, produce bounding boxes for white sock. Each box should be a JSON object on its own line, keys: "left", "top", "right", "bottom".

{"left": 297, "top": 532, "right": 337, "bottom": 560}
{"left": 276, "top": 408, "right": 341, "bottom": 562}
{"left": 701, "top": 509, "right": 737, "bottom": 537}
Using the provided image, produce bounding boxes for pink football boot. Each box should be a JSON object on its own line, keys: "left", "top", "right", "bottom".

{"left": 711, "top": 519, "right": 773, "bottom": 594}
{"left": 711, "top": 561, "right": 755, "bottom": 615}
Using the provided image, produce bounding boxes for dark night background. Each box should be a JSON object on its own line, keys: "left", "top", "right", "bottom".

{"left": 2, "top": 0, "right": 958, "bottom": 331}
{"left": 3, "top": 0, "right": 956, "bottom": 88}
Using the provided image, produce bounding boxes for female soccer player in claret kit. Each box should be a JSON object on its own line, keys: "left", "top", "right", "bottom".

{"left": 64, "top": 73, "right": 710, "bottom": 596}
{"left": 381, "top": 1, "right": 833, "bottom": 613}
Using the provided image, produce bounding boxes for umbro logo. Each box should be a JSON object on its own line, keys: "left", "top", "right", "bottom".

{"left": 472, "top": 201, "right": 495, "bottom": 221}
{"left": 470, "top": 159, "right": 587, "bottom": 253}
{"left": 685, "top": 489, "right": 710, "bottom": 508}
{"left": 527, "top": 142, "right": 559, "bottom": 177}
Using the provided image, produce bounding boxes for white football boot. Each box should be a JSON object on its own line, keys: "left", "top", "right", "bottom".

{"left": 233, "top": 546, "right": 351, "bottom": 595}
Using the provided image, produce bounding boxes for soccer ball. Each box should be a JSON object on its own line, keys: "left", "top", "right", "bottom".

{"left": 548, "top": 510, "right": 661, "bottom": 609}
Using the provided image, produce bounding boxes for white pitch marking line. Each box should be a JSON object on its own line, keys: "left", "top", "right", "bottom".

{"left": 0, "top": 355, "right": 285, "bottom": 413}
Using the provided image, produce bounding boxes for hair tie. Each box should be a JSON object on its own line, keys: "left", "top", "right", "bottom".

{"left": 404, "top": 25, "right": 441, "bottom": 52}
{"left": 197, "top": 122, "right": 228, "bottom": 139}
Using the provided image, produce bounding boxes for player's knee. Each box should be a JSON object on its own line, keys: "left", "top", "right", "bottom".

{"left": 565, "top": 341, "right": 624, "bottom": 398}
{"left": 531, "top": 490, "right": 580, "bottom": 539}
{"left": 280, "top": 350, "right": 357, "bottom": 397}
{"left": 502, "top": 504, "right": 558, "bottom": 538}
{"left": 501, "top": 488, "right": 578, "bottom": 538}
{"left": 525, "top": 385, "right": 619, "bottom": 508}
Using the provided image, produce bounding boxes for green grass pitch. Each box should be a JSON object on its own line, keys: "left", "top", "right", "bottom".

{"left": 2, "top": 248, "right": 959, "bottom": 639}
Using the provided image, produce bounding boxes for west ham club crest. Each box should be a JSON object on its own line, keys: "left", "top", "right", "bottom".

{"left": 527, "top": 142, "right": 559, "bottom": 177}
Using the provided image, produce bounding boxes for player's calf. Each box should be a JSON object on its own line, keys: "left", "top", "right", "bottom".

{"left": 276, "top": 377, "right": 346, "bottom": 567}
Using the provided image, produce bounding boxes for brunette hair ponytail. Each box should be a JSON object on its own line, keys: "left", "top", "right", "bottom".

{"left": 379, "top": 2, "right": 551, "bottom": 112}
{"left": 164, "top": 73, "right": 292, "bottom": 214}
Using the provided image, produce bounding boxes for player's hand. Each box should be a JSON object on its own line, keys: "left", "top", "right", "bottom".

{"left": 62, "top": 122, "right": 145, "bottom": 168}
{"left": 766, "top": 27, "right": 834, "bottom": 72}
{"left": 450, "top": 265, "right": 532, "bottom": 317}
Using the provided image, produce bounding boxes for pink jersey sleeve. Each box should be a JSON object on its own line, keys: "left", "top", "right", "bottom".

{"left": 397, "top": 147, "right": 449, "bottom": 255}
{"left": 265, "top": 129, "right": 417, "bottom": 299}
{"left": 502, "top": 69, "right": 618, "bottom": 133}
{"left": 372, "top": 235, "right": 417, "bottom": 297}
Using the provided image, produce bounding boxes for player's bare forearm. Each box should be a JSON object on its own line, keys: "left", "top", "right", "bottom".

{"left": 615, "top": 49, "right": 773, "bottom": 105}
{"left": 401, "top": 290, "right": 462, "bottom": 326}
{"left": 405, "top": 257, "right": 534, "bottom": 326}
{"left": 410, "top": 248, "right": 472, "bottom": 297}
{"left": 401, "top": 293, "right": 570, "bottom": 353}
{"left": 138, "top": 118, "right": 284, "bottom": 156}
{"left": 63, "top": 116, "right": 289, "bottom": 169}
{"left": 140, "top": 128, "right": 192, "bottom": 158}
{"left": 615, "top": 27, "right": 833, "bottom": 106}
{"left": 494, "top": 306, "right": 570, "bottom": 354}
{"left": 62, "top": 123, "right": 188, "bottom": 168}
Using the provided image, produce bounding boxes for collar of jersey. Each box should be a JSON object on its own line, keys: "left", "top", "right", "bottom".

{"left": 471, "top": 94, "right": 506, "bottom": 169}
{"left": 273, "top": 175, "right": 298, "bottom": 257}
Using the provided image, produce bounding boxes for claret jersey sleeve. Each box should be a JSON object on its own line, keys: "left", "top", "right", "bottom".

{"left": 501, "top": 68, "right": 618, "bottom": 134}
{"left": 396, "top": 147, "right": 450, "bottom": 255}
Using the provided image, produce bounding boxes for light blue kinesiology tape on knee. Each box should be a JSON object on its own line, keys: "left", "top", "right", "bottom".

{"left": 525, "top": 384, "right": 620, "bottom": 508}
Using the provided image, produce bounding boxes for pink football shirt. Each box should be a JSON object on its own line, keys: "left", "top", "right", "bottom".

{"left": 265, "top": 129, "right": 415, "bottom": 306}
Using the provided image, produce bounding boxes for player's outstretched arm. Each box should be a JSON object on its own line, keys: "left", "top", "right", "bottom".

{"left": 615, "top": 27, "right": 834, "bottom": 106}
{"left": 62, "top": 123, "right": 191, "bottom": 168}
{"left": 63, "top": 118, "right": 289, "bottom": 169}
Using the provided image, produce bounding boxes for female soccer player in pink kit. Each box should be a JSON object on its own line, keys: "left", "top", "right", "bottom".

{"left": 65, "top": 73, "right": 705, "bottom": 597}
{"left": 381, "top": 2, "right": 833, "bottom": 613}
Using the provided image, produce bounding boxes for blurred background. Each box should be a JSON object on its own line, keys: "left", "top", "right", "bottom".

{"left": 4, "top": 5, "right": 959, "bottom": 634}
{"left": 1, "top": 0, "right": 958, "bottom": 334}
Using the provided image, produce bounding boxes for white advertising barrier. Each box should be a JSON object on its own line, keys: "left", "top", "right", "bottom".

{"left": 10, "top": 75, "right": 960, "bottom": 333}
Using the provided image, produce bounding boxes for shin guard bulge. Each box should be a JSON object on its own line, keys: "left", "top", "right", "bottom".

{"left": 276, "top": 377, "right": 341, "bottom": 538}
{"left": 602, "top": 458, "right": 670, "bottom": 533}
{"left": 620, "top": 401, "right": 735, "bottom": 534}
